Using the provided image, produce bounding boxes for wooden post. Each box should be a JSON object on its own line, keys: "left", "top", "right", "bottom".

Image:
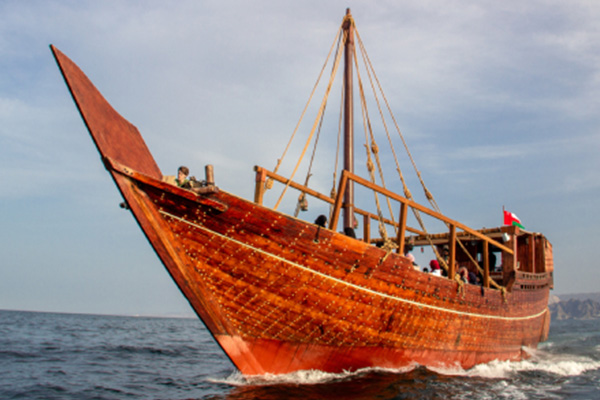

{"left": 448, "top": 224, "right": 456, "bottom": 279}
{"left": 501, "top": 226, "right": 518, "bottom": 287}
{"left": 329, "top": 171, "right": 348, "bottom": 231}
{"left": 530, "top": 233, "right": 536, "bottom": 273}
{"left": 205, "top": 164, "right": 214, "bottom": 186}
{"left": 396, "top": 202, "right": 408, "bottom": 254}
{"left": 363, "top": 214, "right": 371, "bottom": 243}
{"left": 536, "top": 236, "right": 546, "bottom": 273}
{"left": 483, "top": 240, "right": 490, "bottom": 288}
{"left": 254, "top": 166, "right": 267, "bottom": 205}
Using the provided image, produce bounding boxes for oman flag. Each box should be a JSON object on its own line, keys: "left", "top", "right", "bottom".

{"left": 503, "top": 210, "right": 525, "bottom": 229}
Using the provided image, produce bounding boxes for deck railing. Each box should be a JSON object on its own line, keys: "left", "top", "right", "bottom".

{"left": 254, "top": 166, "right": 514, "bottom": 288}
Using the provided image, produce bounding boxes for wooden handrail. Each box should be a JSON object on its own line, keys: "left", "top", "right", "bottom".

{"left": 254, "top": 166, "right": 334, "bottom": 205}
{"left": 254, "top": 166, "right": 424, "bottom": 235}
{"left": 254, "top": 165, "right": 513, "bottom": 256}
{"left": 340, "top": 170, "right": 513, "bottom": 255}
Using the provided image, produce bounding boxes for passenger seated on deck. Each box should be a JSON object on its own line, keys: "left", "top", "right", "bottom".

{"left": 314, "top": 215, "right": 327, "bottom": 228}
{"left": 404, "top": 244, "right": 415, "bottom": 262}
{"left": 440, "top": 245, "right": 450, "bottom": 277}
{"left": 176, "top": 166, "right": 191, "bottom": 189}
{"left": 404, "top": 244, "right": 420, "bottom": 270}
{"left": 468, "top": 271, "right": 478, "bottom": 285}
{"left": 458, "top": 266, "right": 469, "bottom": 283}
{"left": 429, "top": 260, "right": 442, "bottom": 276}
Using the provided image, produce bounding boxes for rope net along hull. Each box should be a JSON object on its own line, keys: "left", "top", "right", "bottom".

{"left": 50, "top": 39, "right": 552, "bottom": 375}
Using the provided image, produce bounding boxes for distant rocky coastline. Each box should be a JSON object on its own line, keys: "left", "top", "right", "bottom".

{"left": 548, "top": 293, "right": 600, "bottom": 320}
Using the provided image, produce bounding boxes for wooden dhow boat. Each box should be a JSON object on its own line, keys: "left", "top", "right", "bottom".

{"left": 51, "top": 9, "right": 553, "bottom": 375}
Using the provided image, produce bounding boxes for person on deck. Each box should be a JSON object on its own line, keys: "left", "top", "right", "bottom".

{"left": 468, "top": 271, "right": 479, "bottom": 285}
{"left": 440, "top": 245, "right": 450, "bottom": 277}
{"left": 429, "top": 260, "right": 442, "bottom": 276}
{"left": 404, "top": 244, "right": 419, "bottom": 270}
{"left": 176, "top": 166, "right": 191, "bottom": 189}
{"left": 404, "top": 244, "right": 415, "bottom": 263}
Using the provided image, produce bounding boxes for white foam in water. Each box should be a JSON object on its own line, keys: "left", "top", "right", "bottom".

{"left": 210, "top": 364, "right": 417, "bottom": 386}
{"left": 209, "top": 347, "right": 600, "bottom": 386}
{"left": 429, "top": 347, "right": 600, "bottom": 379}
{"left": 209, "top": 369, "right": 356, "bottom": 386}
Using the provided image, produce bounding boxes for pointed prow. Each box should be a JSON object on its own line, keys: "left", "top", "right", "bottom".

{"left": 50, "top": 44, "right": 161, "bottom": 180}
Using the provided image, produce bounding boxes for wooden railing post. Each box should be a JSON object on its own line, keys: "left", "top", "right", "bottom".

{"left": 530, "top": 233, "right": 536, "bottom": 273}
{"left": 363, "top": 214, "right": 371, "bottom": 243}
{"left": 483, "top": 240, "right": 490, "bottom": 288}
{"left": 500, "top": 226, "right": 518, "bottom": 288}
{"left": 254, "top": 166, "right": 267, "bottom": 205}
{"left": 329, "top": 170, "right": 348, "bottom": 231}
{"left": 396, "top": 201, "right": 408, "bottom": 254}
{"left": 448, "top": 224, "right": 456, "bottom": 279}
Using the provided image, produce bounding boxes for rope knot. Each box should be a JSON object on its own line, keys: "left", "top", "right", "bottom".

{"left": 379, "top": 238, "right": 398, "bottom": 265}
{"left": 381, "top": 239, "right": 398, "bottom": 253}
{"left": 371, "top": 142, "right": 379, "bottom": 154}
{"left": 425, "top": 189, "right": 433, "bottom": 201}
{"left": 367, "top": 159, "right": 374, "bottom": 172}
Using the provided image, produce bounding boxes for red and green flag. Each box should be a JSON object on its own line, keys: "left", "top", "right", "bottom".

{"left": 503, "top": 210, "right": 524, "bottom": 229}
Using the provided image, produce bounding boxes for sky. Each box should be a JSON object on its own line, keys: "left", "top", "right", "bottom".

{"left": 1, "top": 0, "right": 599, "bottom": 317}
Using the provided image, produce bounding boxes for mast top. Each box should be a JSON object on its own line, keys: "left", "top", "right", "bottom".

{"left": 343, "top": 8, "right": 354, "bottom": 27}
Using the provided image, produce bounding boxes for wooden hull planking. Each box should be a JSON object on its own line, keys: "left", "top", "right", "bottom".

{"left": 129, "top": 172, "right": 550, "bottom": 375}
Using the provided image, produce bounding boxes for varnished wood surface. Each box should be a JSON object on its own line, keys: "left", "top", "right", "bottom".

{"left": 51, "top": 46, "right": 161, "bottom": 180}
{"left": 128, "top": 172, "right": 550, "bottom": 374}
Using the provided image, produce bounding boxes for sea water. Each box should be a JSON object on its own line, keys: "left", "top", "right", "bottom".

{"left": 1, "top": 309, "right": 599, "bottom": 399}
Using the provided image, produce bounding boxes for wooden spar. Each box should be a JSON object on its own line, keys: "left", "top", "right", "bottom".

{"left": 343, "top": 8, "right": 355, "bottom": 231}
{"left": 253, "top": 166, "right": 425, "bottom": 235}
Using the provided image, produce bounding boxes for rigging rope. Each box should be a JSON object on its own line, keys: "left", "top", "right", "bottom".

{"left": 268, "top": 24, "right": 343, "bottom": 190}
{"left": 353, "top": 47, "right": 398, "bottom": 238}
{"left": 266, "top": 16, "right": 506, "bottom": 290}
{"left": 328, "top": 85, "right": 344, "bottom": 221}
{"left": 354, "top": 53, "right": 392, "bottom": 242}
{"left": 273, "top": 26, "right": 347, "bottom": 210}
{"left": 354, "top": 28, "right": 505, "bottom": 289}
{"left": 294, "top": 93, "right": 327, "bottom": 217}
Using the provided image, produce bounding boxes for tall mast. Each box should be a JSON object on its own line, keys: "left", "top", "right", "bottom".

{"left": 342, "top": 8, "right": 355, "bottom": 232}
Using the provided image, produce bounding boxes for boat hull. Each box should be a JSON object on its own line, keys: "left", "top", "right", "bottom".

{"left": 126, "top": 173, "right": 550, "bottom": 375}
